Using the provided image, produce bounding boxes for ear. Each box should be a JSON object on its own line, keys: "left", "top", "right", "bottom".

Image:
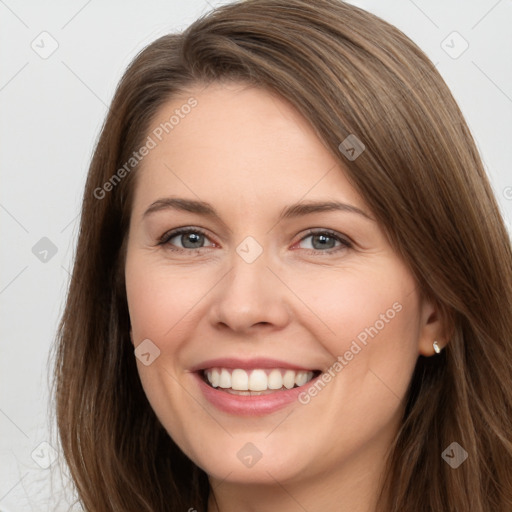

{"left": 417, "top": 296, "right": 452, "bottom": 357}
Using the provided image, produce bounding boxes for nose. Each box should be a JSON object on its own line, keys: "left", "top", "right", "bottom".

{"left": 208, "top": 246, "right": 291, "bottom": 335}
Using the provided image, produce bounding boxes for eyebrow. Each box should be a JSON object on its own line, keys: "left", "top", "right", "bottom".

{"left": 143, "top": 197, "right": 374, "bottom": 222}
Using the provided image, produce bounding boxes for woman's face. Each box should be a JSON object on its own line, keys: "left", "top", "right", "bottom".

{"left": 125, "top": 82, "right": 440, "bottom": 493}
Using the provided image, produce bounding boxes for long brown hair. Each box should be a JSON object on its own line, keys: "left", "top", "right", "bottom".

{"left": 53, "top": 0, "right": 512, "bottom": 510}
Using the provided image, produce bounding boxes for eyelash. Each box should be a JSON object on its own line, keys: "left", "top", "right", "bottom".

{"left": 157, "top": 227, "right": 352, "bottom": 255}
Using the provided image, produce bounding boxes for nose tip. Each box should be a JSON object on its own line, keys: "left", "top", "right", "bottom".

{"left": 208, "top": 252, "right": 291, "bottom": 334}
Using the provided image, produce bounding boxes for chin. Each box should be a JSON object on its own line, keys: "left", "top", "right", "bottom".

{"left": 182, "top": 434, "right": 312, "bottom": 485}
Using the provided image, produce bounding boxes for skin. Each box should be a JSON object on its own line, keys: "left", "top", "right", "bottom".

{"left": 124, "top": 82, "right": 445, "bottom": 512}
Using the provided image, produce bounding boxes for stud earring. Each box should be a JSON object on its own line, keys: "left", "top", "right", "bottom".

{"left": 433, "top": 340, "right": 442, "bottom": 354}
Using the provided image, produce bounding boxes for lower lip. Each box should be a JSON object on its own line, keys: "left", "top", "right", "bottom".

{"left": 193, "top": 372, "right": 318, "bottom": 416}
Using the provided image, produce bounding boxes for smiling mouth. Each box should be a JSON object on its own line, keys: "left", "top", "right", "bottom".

{"left": 201, "top": 367, "right": 321, "bottom": 395}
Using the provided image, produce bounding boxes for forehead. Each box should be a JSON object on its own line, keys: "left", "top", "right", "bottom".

{"left": 131, "top": 82, "right": 365, "bottom": 214}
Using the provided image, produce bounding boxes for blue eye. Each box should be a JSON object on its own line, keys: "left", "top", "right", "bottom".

{"left": 158, "top": 227, "right": 352, "bottom": 254}
{"left": 158, "top": 227, "right": 214, "bottom": 252}
{"left": 296, "top": 229, "right": 352, "bottom": 253}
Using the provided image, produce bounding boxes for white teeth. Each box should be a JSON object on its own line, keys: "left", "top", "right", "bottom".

{"left": 248, "top": 369, "right": 268, "bottom": 391}
{"left": 219, "top": 368, "right": 231, "bottom": 389}
{"left": 210, "top": 368, "right": 220, "bottom": 387}
{"left": 231, "top": 369, "right": 249, "bottom": 390}
{"left": 295, "top": 371, "right": 308, "bottom": 387}
{"left": 283, "top": 370, "right": 296, "bottom": 389}
{"left": 267, "top": 369, "right": 283, "bottom": 389}
{"left": 204, "top": 368, "right": 316, "bottom": 391}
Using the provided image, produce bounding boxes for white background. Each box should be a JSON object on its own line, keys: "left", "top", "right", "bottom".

{"left": 1, "top": 0, "right": 511, "bottom": 510}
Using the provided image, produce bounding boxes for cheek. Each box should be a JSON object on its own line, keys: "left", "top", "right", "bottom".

{"left": 125, "top": 255, "right": 203, "bottom": 341}
{"left": 287, "top": 269, "right": 420, "bottom": 459}
{"left": 124, "top": 254, "right": 204, "bottom": 448}
{"left": 297, "top": 265, "right": 420, "bottom": 393}
{"left": 296, "top": 265, "right": 415, "bottom": 340}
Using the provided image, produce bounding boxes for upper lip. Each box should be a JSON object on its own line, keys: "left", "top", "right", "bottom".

{"left": 189, "top": 357, "right": 319, "bottom": 373}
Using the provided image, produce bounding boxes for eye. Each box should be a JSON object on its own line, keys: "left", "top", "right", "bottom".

{"left": 157, "top": 227, "right": 352, "bottom": 255}
{"left": 158, "top": 227, "right": 215, "bottom": 252}
{"left": 295, "top": 229, "right": 352, "bottom": 254}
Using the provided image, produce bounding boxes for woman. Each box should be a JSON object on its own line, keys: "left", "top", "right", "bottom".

{"left": 54, "top": 0, "right": 512, "bottom": 510}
